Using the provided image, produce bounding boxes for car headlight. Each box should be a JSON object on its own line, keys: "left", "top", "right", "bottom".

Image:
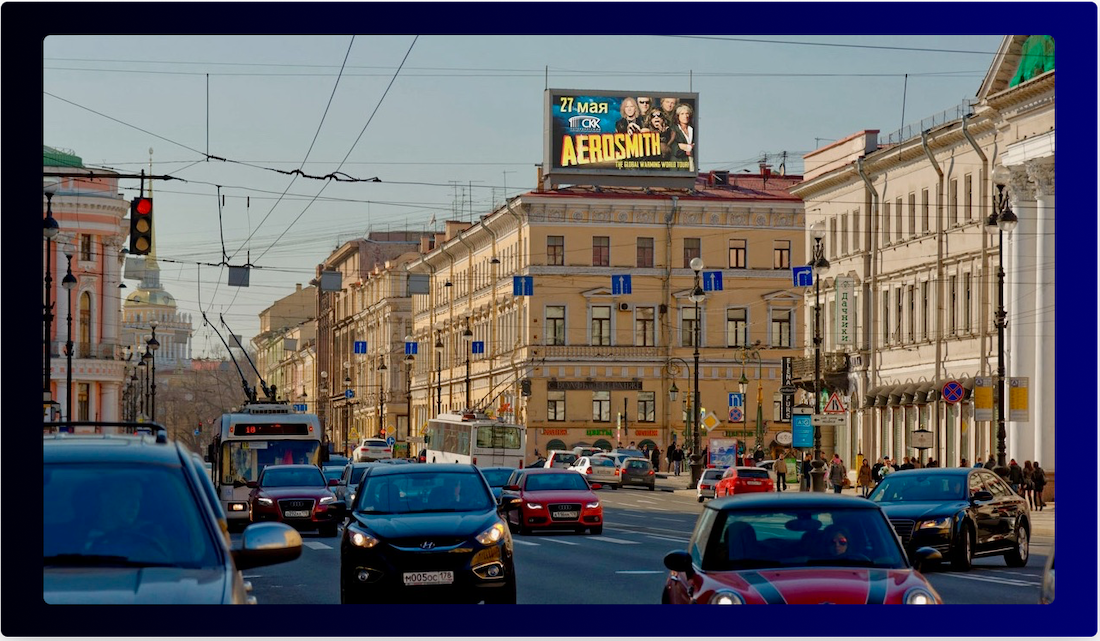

{"left": 319, "top": 495, "right": 337, "bottom": 505}
{"left": 347, "top": 524, "right": 380, "bottom": 548}
{"left": 904, "top": 587, "right": 937, "bottom": 604}
{"left": 475, "top": 522, "right": 506, "bottom": 545}
{"left": 709, "top": 590, "right": 745, "bottom": 605}
{"left": 917, "top": 517, "right": 952, "bottom": 530}
{"left": 526, "top": 502, "right": 544, "bottom": 510}
{"left": 585, "top": 501, "right": 600, "bottom": 509}
{"left": 257, "top": 497, "right": 273, "bottom": 506}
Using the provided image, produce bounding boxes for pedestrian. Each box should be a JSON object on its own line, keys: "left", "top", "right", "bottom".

{"left": 973, "top": 458, "right": 984, "bottom": 468}
{"left": 673, "top": 445, "right": 683, "bottom": 476}
{"left": 983, "top": 454, "right": 997, "bottom": 469}
{"left": 802, "top": 452, "right": 813, "bottom": 491}
{"left": 650, "top": 446, "right": 661, "bottom": 472}
{"left": 774, "top": 456, "right": 788, "bottom": 492}
{"left": 667, "top": 446, "right": 675, "bottom": 474}
{"left": 1008, "top": 458, "right": 1023, "bottom": 494}
{"left": 1031, "top": 461, "right": 1047, "bottom": 511}
{"left": 960, "top": 457, "right": 968, "bottom": 468}
{"left": 828, "top": 456, "right": 846, "bottom": 494}
{"left": 857, "top": 459, "right": 872, "bottom": 497}
{"left": 899, "top": 456, "right": 914, "bottom": 471}
{"left": 1022, "top": 461, "right": 1036, "bottom": 509}
{"left": 877, "top": 456, "right": 894, "bottom": 483}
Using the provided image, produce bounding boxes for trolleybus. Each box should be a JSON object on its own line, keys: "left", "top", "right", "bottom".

{"left": 424, "top": 411, "right": 527, "bottom": 469}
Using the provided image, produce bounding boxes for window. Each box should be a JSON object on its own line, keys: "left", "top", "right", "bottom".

{"left": 895, "top": 198, "right": 903, "bottom": 242}
{"left": 682, "top": 306, "right": 700, "bottom": 347}
{"left": 882, "top": 201, "right": 891, "bottom": 243}
{"left": 547, "top": 305, "right": 565, "bottom": 345}
{"left": 726, "top": 308, "right": 747, "bottom": 347}
{"left": 908, "top": 193, "right": 916, "bottom": 237}
{"left": 921, "top": 282, "right": 929, "bottom": 341}
{"left": 964, "top": 174, "right": 973, "bottom": 222}
{"left": 80, "top": 234, "right": 92, "bottom": 262}
{"left": 921, "top": 188, "right": 930, "bottom": 233}
{"left": 637, "top": 237, "right": 654, "bottom": 268}
{"left": 547, "top": 236, "right": 564, "bottom": 266}
{"left": 729, "top": 239, "right": 747, "bottom": 268}
{"left": 895, "top": 287, "right": 902, "bottom": 341}
{"left": 852, "top": 208, "right": 860, "bottom": 252}
{"left": 593, "top": 236, "right": 610, "bottom": 267}
{"left": 828, "top": 218, "right": 836, "bottom": 258}
{"left": 949, "top": 179, "right": 959, "bottom": 225}
{"left": 964, "top": 273, "right": 972, "bottom": 333}
{"left": 635, "top": 306, "right": 655, "bottom": 346}
{"left": 907, "top": 286, "right": 915, "bottom": 342}
{"left": 77, "top": 383, "right": 90, "bottom": 421}
{"left": 949, "top": 276, "right": 958, "bottom": 335}
{"left": 591, "top": 306, "right": 611, "bottom": 346}
{"left": 547, "top": 391, "right": 566, "bottom": 421}
{"left": 773, "top": 240, "right": 790, "bottom": 268}
{"left": 592, "top": 391, "right": 611, "bottom": 422}
{"left": 79, "top": 291, "right": 92, "bottom": 357}
{"left": 637, "top": 392, "right": 655, "bottom": 422}
{"left": 771, "top": 308, "right": 792, "bottom": 347}
{"left": 882, "top": 292, "right": 891, "bottom": 345}
{"left": 840, "top": 213, "right": 849, "bottom": 254}
{"left": 683, "top": 238, "right": 701, "bottom": 267}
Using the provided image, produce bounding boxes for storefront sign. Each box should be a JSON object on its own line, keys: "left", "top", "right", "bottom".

{"left": 548, "top": 380, "right": 643, "bottom": 391}
{"left": 634, "top": 430, "right": 659, "bottom": 437}
{"left": 586, "top": 429, "right": 614, "bottom": 436}
{"left": 541, "top": 428, "right": 568, "bottom": 436}
{"left": 835, "top": 276, "right": 854, "bottom": 346}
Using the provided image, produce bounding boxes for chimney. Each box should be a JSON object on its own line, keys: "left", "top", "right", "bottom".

{"left": 759, "top": 162, "right": 771, "bottom": 177}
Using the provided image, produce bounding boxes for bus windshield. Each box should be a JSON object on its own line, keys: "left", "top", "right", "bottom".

{"left": 220, "top": 440, "right": 322, "bottom": 486}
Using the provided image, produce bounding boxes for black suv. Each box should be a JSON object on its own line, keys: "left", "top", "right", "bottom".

{"left": 43, "top": 422, "right": 303, "bottom": 604}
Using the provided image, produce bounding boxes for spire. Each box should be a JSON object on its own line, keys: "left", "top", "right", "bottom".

{"left": 147, "top": 147, "right": 157, "bottom": 260}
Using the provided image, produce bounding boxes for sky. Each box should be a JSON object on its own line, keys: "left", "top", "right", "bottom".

{"left": 43, "top": 29, "right": 1007, "bottom": 359}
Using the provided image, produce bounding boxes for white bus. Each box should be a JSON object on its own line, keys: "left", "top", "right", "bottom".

{"left": 206, "top": 403, "right": 326, "bottom": 530}
{"left": 424, "top": 411, "right": 527, "bottom": 469}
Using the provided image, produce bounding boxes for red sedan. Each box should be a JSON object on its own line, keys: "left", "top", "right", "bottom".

{"left": 662, "top": 494, "right": 943, "bottom": 604}
{"left": 248, "top": 464, "right": 343, "bottom": 537}
{"left": 500, "top": 469, "right": 603, "bottom": 535}
{"left": 713, "top": 466, "right": 774, "bottom": 497}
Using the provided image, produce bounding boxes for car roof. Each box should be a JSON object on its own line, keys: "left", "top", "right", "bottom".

{"left": 709, "top": 493, "right": 879, "bottom": 510}
{"left": 522, "top": 468, "right": 579, "bottom": 475}
{"left": 887, "top": 468, "right": 971, "bottom": 476}
{"left": 480, "top": 466, "right": 516, "bottom": 471}
{"left": 43, "top": 433, "right": 185, "bottom": 465}
{"left": 365, "top": 462, "right": 477, "bottom": 476}
{"left": 262, "top": 464, "right": 322, "bottom": 472}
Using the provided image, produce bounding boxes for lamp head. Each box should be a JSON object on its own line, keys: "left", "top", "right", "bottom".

{"left": 405, "top": 353, "right": 414, "bottom": 363}
{"left": 490, "top": 256, "right": 500, "bottom": 265}
{"left": 435, "top": 338, "right": 444, "bottom": 351}
{"left": 998, "top": 208, "right": 1018, "bottom": 233}
{"left": 344, "top": 376, "right": 352, "bottom": 386}
{"left": 62, "top": 256, "right": 78, "bottom": 290}
{"left": 689, "top": 257, "right": 704, "bottom": 273}
{"left": 44, "top": 213, "right": 60, "bottom": 239}
{"left": 689, "top": 285, "right": 705, "bottom": 303}
{"left": 984, "top": 212, "right": 1001, "bottom": 235}
{"left": 379, "top": 361, "right": 388, "bottom": 371}
{"left": 668, "top": 382, "right": 679, "bottom": 402}
{"left": 812, "top": 255, "right": 830, "bottom": 277}
{"left": 991, "top": 165, "right": 1011, "bottom": 187}
{"left": 810, "top": 220, "right": 826, "bottom": 241}
{"left": 147, "top": 334, "right": 160, "bottom": 352}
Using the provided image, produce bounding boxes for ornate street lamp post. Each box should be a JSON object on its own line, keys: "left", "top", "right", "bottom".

{"left": 435, "top": 332, "right": 444, "bottom": 415}
{"left": 43, "top": 180, "right": 60, "bottom": 412}
{"left": 809, "top": 221, "right": 830, "bottom": 491}
{"left": 61, "top": 254, "right": 78, "bottom": 424}
{"left": 378, "top": 358, "right": 387, "bottom": 438}
{"left": 405, "top": 350, "right": 414, "bottom": 449}
{"left": 688, "top": 257, "right": 706, "bottom": 489}
{"left": 344, "top": 374, "right": 352, "bottom": 457}
{"left": 462, "top": 320, "right": 474, "bottom": 410}
{"left": 147, "top": 321, "right": 160, "bottom": 422}
{"left": 988, "top": 165, "right": 1018, "bottom": 472}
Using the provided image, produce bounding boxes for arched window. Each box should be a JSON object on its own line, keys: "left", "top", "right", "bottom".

{"left": 639, "top": 439, "right": 657, "bottom": 451}
{"left": 545, "top": 439, "right": 567, "bottom": 452}
{"left": 79, "top": 291, "right": 92, "bottom": 358}
{"left": 593, "top": 439, "right": 613, "bottom": 451}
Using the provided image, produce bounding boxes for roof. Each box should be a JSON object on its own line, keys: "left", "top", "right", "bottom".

{"left": 886, "top": 468, "right": 971, "bottom": 477}
{"left": 532, "top": 173, "right": 803, "bottom": 203}
{"left": 43, "top": 433, "right": 183, "bottom": 466}
{"left": 708, "top": 493, "right": 880, "bottom": 510}
{"left": 43, "top": 145, "right": 84, "bottom": 168}
{"left": 365, "top": 462, "right": 476, "bottom": 476}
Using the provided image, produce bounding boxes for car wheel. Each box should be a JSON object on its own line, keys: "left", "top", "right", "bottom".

{"left": 697, "top": 496, "right": 704, "bottom": 503}
{"left": 590, "top": 525, "right": 603, "bottom": 535}
{"left": 649, "top": 484, "right": 655, "bottom": 491}
{"left": 952, "top": 524, "right": 974, "bottom": 571}
{"left": 1004, "top": 523, "right": 1030, "bottom": 567}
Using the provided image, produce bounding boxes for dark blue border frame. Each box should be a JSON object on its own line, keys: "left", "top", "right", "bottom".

{"left": 6, "top": 2, "right": 1095, "bottom": 637}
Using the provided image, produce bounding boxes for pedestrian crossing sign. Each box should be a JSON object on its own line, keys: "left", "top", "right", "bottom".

{"left": 823, "top": 391, "right": 847, "bottom": 414}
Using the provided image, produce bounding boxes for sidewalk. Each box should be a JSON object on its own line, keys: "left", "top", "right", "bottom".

{"left": 654, "top": 472, "right": 1054, "bottom": 539}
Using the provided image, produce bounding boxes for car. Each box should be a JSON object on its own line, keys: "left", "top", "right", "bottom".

{"left": 525, "top": 458, "right": 547, "bottom": 468}
{"left": 661, "top": 493, "right": 943, "bottom": 605}
{"left": 620, "top": 457, "right": 656, "bottom": 491}
{"left": 247, "top": 464, "right": 344, "bottom": 536}
{"left": 697, "top": 468, "right": 725, "bottom": 502}
{"left": 339, "top": 463, "right": 516, "bottom": 604}
{"left": 754, "top": 459, "right": 780, "bottom": 484}
{"left": 353, "top": 438, "right": 393, "bottom": 462}
{"left": 500, "top": 468, "right": 604, "bottom": 535}
{"left": 868, "top": 467, "right": 1031, "bottom": 571}
{"left": 603, "top": 449, "right": 646, "bottom": 470}
{"left": 327, "top": 453, "right": 351, "bottom": 468}
{"left": 572, "top": 446, "right": 604, "bottom": 458}
{"left": 43, "top": 425, "right": 302, "bottom": 604}
{"left": 334, "top": 462, "right": 381, "bottom": 512}
{"left": 570, "top": 456, "right": 620, "bottom": 489}
{"left": 322, "top": 465, "right": 345, "bottom": 484}
{"left": 1039, "top": 549, "right": 1054, "bottom": 604}
{"left": 543, "top": 450, "right": 578, "bottom": 469}
{"left": 479, "top": 466, "right": 518, "bottom": 503}
{"left": 714, "top": 466, "right": 775, "bottom": 497}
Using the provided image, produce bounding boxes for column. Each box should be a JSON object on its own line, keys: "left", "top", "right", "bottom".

{"left": 101, "top": 381, "right": 121, "bottom": 423}
{"left": 1006, "top": 167, "right": 1035, "bottom": 462}
{"left": 1027, "top": 160, "right": 1055, "bottom": 470}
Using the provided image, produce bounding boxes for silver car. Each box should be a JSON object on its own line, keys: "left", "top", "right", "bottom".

{"left": 571, "top": 456, "right": 620, "bottom": 489}
{"left": 697, "top": 468, "right": 725, "bottom": 502}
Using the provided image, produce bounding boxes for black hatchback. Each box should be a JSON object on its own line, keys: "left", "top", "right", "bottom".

{"left": 339, "top": 463, "right": 516, "bottom": 604}
{"left": 868, "top": 467, "right": 1031, "bottom": 571}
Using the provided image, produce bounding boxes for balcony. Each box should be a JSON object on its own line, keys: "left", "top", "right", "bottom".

{"left": 48, "top": 341, "right": 126, "bottom": 360}
{"left": 791, "top": 352, "right": 850, "bottom": 392}
{"left": 538, "top": 345, "right": 663, "bottom": 361}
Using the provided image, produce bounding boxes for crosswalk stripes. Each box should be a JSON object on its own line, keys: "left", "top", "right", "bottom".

{"left": 587, "top": 536, "right": 641, "bottom": 545}
{"left": 302, "top": 541, "right": 334, "bottom": 550}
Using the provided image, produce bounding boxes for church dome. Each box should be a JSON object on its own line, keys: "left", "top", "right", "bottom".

{"left": 126, "top": 288, "right": 176, "bottom": 307}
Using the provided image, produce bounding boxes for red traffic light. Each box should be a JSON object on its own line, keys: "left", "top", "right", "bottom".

{"left": 134, "top": 197, "right": 152, "bottom": 216}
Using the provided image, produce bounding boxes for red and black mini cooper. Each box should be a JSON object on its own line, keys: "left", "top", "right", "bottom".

{"left": 248, "top": 464, "right": 343, "bottom": 537}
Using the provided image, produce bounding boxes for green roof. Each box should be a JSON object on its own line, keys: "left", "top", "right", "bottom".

{"left": 43, "top": 145, "right": 83, "bottom": 168}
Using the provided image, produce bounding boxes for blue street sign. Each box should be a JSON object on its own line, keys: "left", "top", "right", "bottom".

{"left": 293, "top": 403, "right": 307, "bottom": 412}
{"left": 345, "top": 389, "right": 355, "bottom": 399}
{"left": 792, "top": 412, "right": 814, "bottom": 448}
{"left": 728, "top": 392, "right": 744, "bottom": 408}
{"left": 513, "top": 275, "right": 533, "bottom": 296}
{"left": 472, "top": 341, "right": 485, "bottom": 355}
{"left": 405, "top": 341, "right": 418, "bottom": 355}
{"left": 703, "top": 271, "right": 724, "bottom": 291}
{"left": 611, "top": 274, "right": 632, "bottom": 295}
{"left": 386, "top": 436, "right": 396, "bottom": 447}
{"left": 792, "top": 265, "right": 814, "bottom": 287}
{"left": 353, "top": 340, "right": 368, "bottom": 354}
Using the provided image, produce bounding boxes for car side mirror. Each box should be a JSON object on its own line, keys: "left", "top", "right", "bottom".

{"left": 246, "top": 480, "right": 258, "bottom": 489}
{"left": 328, "top": 478, "right": 339, "bottom": 486}
{"left": 663, "top": 550, "right": 695, "bottom": 579}
{"left": 911, "top": 546, "right": 943, "bottom": 572}
{"left": 503, "top": 484, "right": 520, "bottom": 491}
{"left": 233, "top": 522, "right": 303, "bottom": 571}
{"left": 591, "top": 483, "right": 603, "bottom": 491}
{"left": 971, "top": 490, "right": 994, "bottom": 502}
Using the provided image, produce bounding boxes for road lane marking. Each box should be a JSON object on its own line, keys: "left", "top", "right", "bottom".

{"left": 542, "top": 538, "right": 580, "bottom": 546}
{"left": 303, "top": 541, "right": 333, "bottom": 550}
{"left": 634, "top": 499, "right": 657, "bottom": 504}
{"left": 644, "top": 534, "right": 690, "bottom": 543}
{"left": 511, "top": 539, "right": 540, "bottom": 546}
{"left": 649, "top": 516, "right": 682, "bottom": 523}
{"left": 939, "top": 573, "right": 1038, "bottom": 587}
{"left": 615, "top": 570, "right": 666, "bottom": 574}
{"left": 589, "top": 536, "right": 641, "bottom": 545}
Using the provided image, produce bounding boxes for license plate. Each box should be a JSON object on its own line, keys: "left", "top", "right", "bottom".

{"left": 747, "top": 481, "right": 762, "bottom": 486}
{"left": 553, "top": 511, "right": 579, "bottom": 519}
{"left": 284, "top": 510, "right": 311, "bottom": 518}
{"left": 403, "top": 571, "right": 454, "bottom": 586}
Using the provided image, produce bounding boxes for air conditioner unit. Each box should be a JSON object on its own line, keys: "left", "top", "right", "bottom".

{"left": 618, "top": 302, "right": 632, "bottom": 312}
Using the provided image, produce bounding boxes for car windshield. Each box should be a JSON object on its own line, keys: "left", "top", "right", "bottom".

{"left": 261, "top": 467, "right": 325, "bottom": 487}
{"left": 868, "top": 474, "right": 967, "bottom": 502}
{"left": 553, "top": 453, "right": 577, "bottom": 464}
{"left": 322, "top": 467, "right": 343, "bottom": 482}
{"left": 626, "top": 460, "right": 650, "bottom": 470}
{"left": 702, "top": 470, "right": 724, "bottom": 480}
{"left": 699, "top": 508, "right": 906, "bottom": 572}
{"left": 523, "top": 473, "right": 590, "bottom": 492}
{"left": 591, "top": 458, "right": 615, "bottom": 468}
{"left": 355, "top": 472, "right": 492, "bottom": 514}
{"left": 350, "top": 466, "right": 373, "bottom": 484}
{"left": 738, "top": 469, "right": 769, "bottom": 479}
{"left": 221, "top": 440, "right": 322, "bottom": 486}
{"left": 44, "top": 463, "right": 219, "bottom": 569}
{"left": 480, "top": 469, "right": 513, "bottom": 487}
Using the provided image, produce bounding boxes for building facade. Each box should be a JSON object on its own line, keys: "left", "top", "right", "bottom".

{"left": 252, "top": 283, "right": 316, "bottom": 402}
{"left": 790, "top": 35, "right": 1054, "bottom": 493}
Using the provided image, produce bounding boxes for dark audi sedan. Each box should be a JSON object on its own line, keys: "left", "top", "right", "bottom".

{"left": 868, "top": 467, "right": 1031, "bottom": 571}
{"left": 340, "top": 463, "right": 516, "bottom": 604}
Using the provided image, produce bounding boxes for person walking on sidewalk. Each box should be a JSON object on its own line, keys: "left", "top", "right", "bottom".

{"left": 801, "top": 452, "right": 813, "bottom": 491}
{"left": 672, "top": 445, "right": 683, "bottom": 476}
{"left": 667, "top": 446, "right": 675, "bottom": 475}
{"left": 828, "top": 456, "right": 846, "bottom": 494}
{"left": 1022, "top": 461, "right": 1036, "bottom": 508}
{"left": 857, "top": 459, "right": 872, "bottom": 497}
{"left": 1032, "top": 461, "right": 1047, "bottom": 510}
{"left": 1008, "top": 459, "right": 1024, "bottom": 494}
{"left": 650, "top": 446, "right": 661, "bottom": 472}
{"left": 774, "top": 456, "right": 788, "bottom": 491}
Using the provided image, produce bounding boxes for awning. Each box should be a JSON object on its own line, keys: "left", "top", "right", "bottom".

{"left": 914, "top": 381, "right": 936, "bottom": 404}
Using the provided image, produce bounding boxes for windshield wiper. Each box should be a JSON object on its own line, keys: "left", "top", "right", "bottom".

{"left": 44, "top": 554, "right": 178, "bottom": 568}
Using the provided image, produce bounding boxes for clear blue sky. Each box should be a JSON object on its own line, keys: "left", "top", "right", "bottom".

{"left": 43, "top": 32, "right": 1005, "bottom": 356}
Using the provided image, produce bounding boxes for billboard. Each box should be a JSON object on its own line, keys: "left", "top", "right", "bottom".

{"left": 544, "top": 90, "right": 699, "bottom": 182}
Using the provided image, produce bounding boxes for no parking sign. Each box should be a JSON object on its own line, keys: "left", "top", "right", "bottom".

{"left": 942, "top": 380, "right": 964, "bottom": 405}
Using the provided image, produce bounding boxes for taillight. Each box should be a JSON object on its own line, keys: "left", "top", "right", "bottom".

{"left": 586, "top": 468, "right": 593, "bottom": 474}
{"left": 615, "top": 469, "right": 620, "bottom": 475}
{"left": 472, "top": 457, "right": 478, "bottom": 465}
{"left": 648, "top": 470, "right": 655, "bottom": 476}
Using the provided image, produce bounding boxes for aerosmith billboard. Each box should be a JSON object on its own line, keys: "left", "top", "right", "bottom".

{"left": 544, "top": 90, "right": 699, "bottom": 180}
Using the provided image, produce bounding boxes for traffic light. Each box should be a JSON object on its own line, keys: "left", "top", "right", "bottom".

{"left": 520, "top": 378, "right": 532, "bottom": 397}
{"left": 129, "top": 196, "right": 154, "bottom": 255}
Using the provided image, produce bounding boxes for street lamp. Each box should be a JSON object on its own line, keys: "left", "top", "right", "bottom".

{"left": 405, "top": 350, "right": 414, "bottom": 449}
{"left": 43, "top": 180, "right": 60, "bottom": 411}
{"left": 809, "top": 221, "right": 830, "bottom": 491}
{"left": 147, "top": 320, "right": 160, "bottom": 422}
{"left": 738, "top": 370, "right": 749, "bottom": 450}
{"left": 666, "top": 356, "right": 690, "bottom": 468}
{"left": 137, "top": 358, "right": 148, "bottom": 420}
{"left": 378, "top": 358, "right": 388, "bottom": 438}
{"left": 344, "top": 374, "right": 352, "bottom": 456}
{"left": 988, "top": 165, "right": 1018, "bottom": 472}
{"left": 435, "top": 332, "right": 444, "bottom": 415}
{"left": 61, "top": 254, "right": 78, "bottom": 424}
{"left": 319, "top": 370, "right": 330, "bottom": 447}
{"left": 462, "top": 320, "right": 474, "bottom": 410}
{"left": 688, "top": 256, "right": 706, "bottom": 489}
